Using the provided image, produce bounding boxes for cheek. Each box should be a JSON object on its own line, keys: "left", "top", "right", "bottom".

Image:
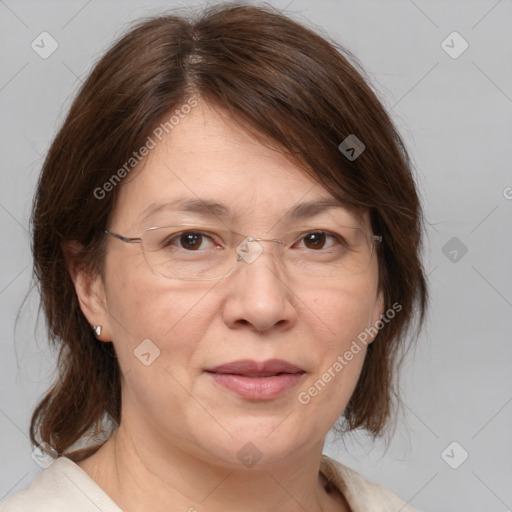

{"left": 307, "top": 278, "right": 378, "bottom": 349}
{"left": 103, "top": 269, "right": 216, "bottom": 421}
{"left": 295, "top": 280, "right": 378, "bottom": 418}
{"left": 103, "top": 254, "right": 217, "bottom": 376}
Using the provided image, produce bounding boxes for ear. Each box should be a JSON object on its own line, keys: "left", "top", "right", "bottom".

{"left": 367, "top": 290, "right": 385, "bottom": 344}
{"left": 62, "top": 241, "right": 113, "bottom": 342}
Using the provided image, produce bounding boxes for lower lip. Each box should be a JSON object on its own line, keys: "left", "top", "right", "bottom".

{"left": 207, "top": 372, "right": 305, "bottom": 400}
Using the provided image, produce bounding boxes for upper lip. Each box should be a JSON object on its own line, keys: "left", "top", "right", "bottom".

{"left": 206, "top": 359, "right": 304, "bottom": 377}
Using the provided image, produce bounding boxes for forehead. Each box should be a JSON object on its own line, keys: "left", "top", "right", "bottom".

{"left": 112, "top": 101, "right": 368, "bottom": 230}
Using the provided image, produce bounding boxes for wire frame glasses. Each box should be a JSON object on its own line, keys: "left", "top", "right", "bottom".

{"left": 105, "top": 224, "right": 382, "bottom": 281}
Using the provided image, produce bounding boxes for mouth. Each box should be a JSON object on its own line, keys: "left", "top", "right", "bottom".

{"left": 205, "top": 359, "right": 306, "bottom": 401}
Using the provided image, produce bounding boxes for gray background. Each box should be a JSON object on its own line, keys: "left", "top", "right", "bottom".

{"left": 1, "top": 1, "right": 511, "bottom": 510}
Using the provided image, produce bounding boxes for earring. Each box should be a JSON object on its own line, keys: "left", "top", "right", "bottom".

{"left": 93, "top": 325, "right": 102, "bottom": 338}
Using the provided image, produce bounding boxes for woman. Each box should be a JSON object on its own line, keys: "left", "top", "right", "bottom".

{"left": 1, "top": 3, "right": 427, "bottom": 511}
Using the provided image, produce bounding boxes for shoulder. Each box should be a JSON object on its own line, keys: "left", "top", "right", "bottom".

{"left": 320, "top": 454, "right": 421, "bottom": 512}
{"left": 0, "top": 457, "right": 121, "bottom": 512}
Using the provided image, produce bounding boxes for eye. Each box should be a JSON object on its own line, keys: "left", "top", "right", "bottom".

{"left": 165, "top": 231, "right": 220, "bottom": 251}
{"left": 296, "top": 231, "right": 342, "bottom": 250}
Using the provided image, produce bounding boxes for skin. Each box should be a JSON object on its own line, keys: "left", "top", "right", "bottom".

{"left": 71, "top": 100, "right": 384, "bottom": 512}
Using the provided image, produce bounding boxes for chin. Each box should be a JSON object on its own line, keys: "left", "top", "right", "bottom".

{"left": 191, "top": 420, "right": 316, "bottom": 470}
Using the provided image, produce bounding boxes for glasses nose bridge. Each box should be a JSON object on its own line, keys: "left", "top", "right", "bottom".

{"left": 249, "top": 236, "right": 284, "bottom": 245}
{"left": 234, "top": 235, "right": 286, "bottom": 267}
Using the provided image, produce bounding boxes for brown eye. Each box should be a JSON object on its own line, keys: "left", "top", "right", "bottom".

{"left": 159, "top": 229, "right": 222, "bottom": 252}
{"left": 179, "top": 232, "right": 204, "bottom": 250}
{"left": 303, "top": 231, "right": 327, "bottom": 250}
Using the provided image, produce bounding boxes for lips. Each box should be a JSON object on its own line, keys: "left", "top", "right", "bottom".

{"left": 206, "top": 359, "right": 304, "bottom": 377}
{"left": 205, "top": 359, "right": 305, "bottom": 400}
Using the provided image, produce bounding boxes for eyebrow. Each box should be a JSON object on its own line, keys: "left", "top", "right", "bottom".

{"left": 139, "top": 196, "right": 363, "bottom": 224}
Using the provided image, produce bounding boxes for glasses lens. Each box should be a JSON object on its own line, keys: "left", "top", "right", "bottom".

{"left": 142, "top": 226, "right": 235, "bottom": 280}
{"left": 140, "top": 225, "right": 377, "bottom": 280}
{"left": 284, "top": 226, "right": 375, "bottom": 278}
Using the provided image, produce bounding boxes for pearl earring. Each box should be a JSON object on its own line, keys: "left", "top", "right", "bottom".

{"left": 93, "top": 325, "right": 102, "bottom": 337}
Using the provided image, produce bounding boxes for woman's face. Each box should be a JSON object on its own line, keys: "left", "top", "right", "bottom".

{"left": 89, "top": 101, "right": 384, "bottom": 468}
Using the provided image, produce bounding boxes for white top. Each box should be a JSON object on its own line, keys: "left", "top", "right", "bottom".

{"left": 0, "top": 454, "right": 419, "bottom": 511}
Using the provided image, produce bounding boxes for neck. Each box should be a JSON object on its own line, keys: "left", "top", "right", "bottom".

{"left": 77, "top": 424, "right": 346, "bottom": 512}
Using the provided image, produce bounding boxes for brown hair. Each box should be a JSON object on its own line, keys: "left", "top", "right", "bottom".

{"left": 30, "top": 2, "right": 427, "bottom": 462}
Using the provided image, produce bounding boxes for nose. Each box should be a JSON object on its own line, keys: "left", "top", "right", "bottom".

{"left": 221, "top": 240, "right": 298, "bottom": 333}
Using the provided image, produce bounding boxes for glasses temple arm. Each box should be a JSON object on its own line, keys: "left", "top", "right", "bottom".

{"left": 104, "top": 230, "right": 142, "bottom": 244}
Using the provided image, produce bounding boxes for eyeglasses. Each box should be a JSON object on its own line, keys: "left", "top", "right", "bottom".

{"left": 105, "top": 224, "right": 382, "bottom": 281}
